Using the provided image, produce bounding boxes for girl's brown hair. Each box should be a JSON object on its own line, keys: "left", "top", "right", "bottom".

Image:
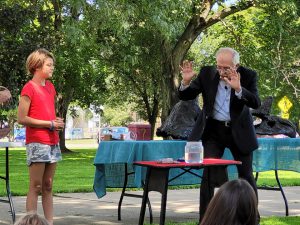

{"left": 26, "top": 48, "right": 54, "bottom": 75}
{"left": 200, "top": 179, "right": 258, "bottom": 225}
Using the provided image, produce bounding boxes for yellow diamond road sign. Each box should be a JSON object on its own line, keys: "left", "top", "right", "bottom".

{"left": 278, "top": 96, "right": 293, "bottom": 113}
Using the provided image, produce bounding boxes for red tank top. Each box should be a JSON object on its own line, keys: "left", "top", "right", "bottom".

{"left": 21, "top": 80, "right": 59, "bottom": 145}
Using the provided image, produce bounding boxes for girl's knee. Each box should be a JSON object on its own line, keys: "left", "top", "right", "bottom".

{"left": 43, "top": 179, "right": 53, "bottom": 192}
{"left": 30, "top": 183, "right": 43, "bottom": 194}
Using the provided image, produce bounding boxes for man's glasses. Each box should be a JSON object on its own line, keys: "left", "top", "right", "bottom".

{"left": 216, "top": 66, "right": 232, "bottom": 72}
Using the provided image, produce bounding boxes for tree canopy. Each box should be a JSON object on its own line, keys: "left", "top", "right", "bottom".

{"left": 0, "top": 0, "right": 299, "bottom": 144}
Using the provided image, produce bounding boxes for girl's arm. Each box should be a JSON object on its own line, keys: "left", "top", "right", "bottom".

{"left": 17, "top": 95, "right": 52, "bottom": 128}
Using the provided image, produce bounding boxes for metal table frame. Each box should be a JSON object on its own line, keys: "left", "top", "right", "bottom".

{"left": 0, "top": 142, "right": 23, "bottom": 223}
{"left": 255, "top": 170, "right": 289, "bottom": 216}
{"left": 0, "top": 146, "right": 15, "bottom": 222}
{"left": 118, "top": 163, "right": 153, "bottom": 222}
{"left": 118, "top": 163, "right": 205, "bottom": 223}
{"left": 134, "top": 159, "right": 241, "bottom": 225}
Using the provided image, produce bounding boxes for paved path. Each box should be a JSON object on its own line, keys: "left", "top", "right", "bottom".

{"left": 1, "top": 187, "right": 299, "bottom": 225}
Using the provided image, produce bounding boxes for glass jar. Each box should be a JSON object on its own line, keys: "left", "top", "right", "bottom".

{"left": 184, "top": 141, "right": 203, "bottom": 163}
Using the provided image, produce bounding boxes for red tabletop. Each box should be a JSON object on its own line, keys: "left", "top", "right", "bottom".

{"left": 134, "top": 158, "right": 241, "bottom": 168}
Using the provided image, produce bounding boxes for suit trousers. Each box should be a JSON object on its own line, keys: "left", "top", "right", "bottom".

{"left": 199, "top": 118, "right": 259, "bottom": 222}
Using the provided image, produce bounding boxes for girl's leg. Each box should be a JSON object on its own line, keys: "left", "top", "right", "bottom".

{"left": 26, "top": 163, "right": 46, "bottom": 212}
{"left": 42, "top": 163, "right": 57, "bottom": 225}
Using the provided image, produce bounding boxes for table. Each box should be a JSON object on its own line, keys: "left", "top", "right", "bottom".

{"left": 134, "top": 159, "right": 241, "bottom": 225}
{"left": 0, "top": 142, "right": 23, "bottom": 223}
{"left": 94, "top": 140, "right": 192, "bottom": 221}
{"left": 253, "top": 138, "right": 300, "bottom": 216}
{"left": 93, "top": 138, "right": 300, "bottom": 219}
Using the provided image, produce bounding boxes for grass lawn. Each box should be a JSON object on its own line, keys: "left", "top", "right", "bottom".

{"left": 145, "top": 216, "right": 300, "bottom": 225}
{"left": 0, "top": 146, "right": 300, "bottom": 196}
{"left": 0, "top": 148, "right": 97, "bottom": 196}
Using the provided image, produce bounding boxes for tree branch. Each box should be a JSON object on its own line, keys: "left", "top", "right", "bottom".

{"left": 52, "top": 0, "right": 62, "bottom": 30}
{"left": 205, "top": 0, "right": 254, "bottom": 27}
{"left": 282, "top": 69, "right": 300, "bottom": 99}
{"left": 172, "top": 1, "right": 213, "bottom": 60}
{"left": 172, "top": 0, "right": 254, "bottom": 65}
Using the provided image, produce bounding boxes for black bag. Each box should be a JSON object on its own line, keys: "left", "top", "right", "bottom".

{"left": 255, "top": 115, "right": 297, "bottom": 138}
{"left": 156, "top": 98, "right": 201, "bottom": 140}
{"left": 252, "top": 96, "right": 297, "bottom": 138}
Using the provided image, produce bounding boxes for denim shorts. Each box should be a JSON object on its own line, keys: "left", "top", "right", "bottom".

{"left": 26, "top": 143, "right": 62, "bottom": 166}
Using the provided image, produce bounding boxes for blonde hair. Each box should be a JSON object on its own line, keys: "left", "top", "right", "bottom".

{"left": 14, "top": 213, "right": 49, "bottom": 225}
{"left": 26, "top": 48, "right": 54, "bottom": 75}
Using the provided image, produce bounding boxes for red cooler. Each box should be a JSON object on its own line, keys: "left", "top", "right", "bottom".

{"left": 128, "top": 123, "right": 151, "bottom": 140}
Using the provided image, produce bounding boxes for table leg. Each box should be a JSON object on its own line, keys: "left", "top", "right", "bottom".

{"left": 5, "top": 147, "right": 15, "bottom": 223}
{"left": 255, "top": 172, "right": 259, "bottom": 181}
{"left": 6, "top": 181, "right": 16, "bottom": 222}
{"left": 139, "top": 168, "right": 151, "bottom": 225}
{"left": 255, "top": 170, "right": 289, "bottom": 216}
{"left": 207, "top": 167, "right": 211, "bottom": 199}
{"left": 160, "top": 187, "right": 168, "bottom": 225}
{"left": 118, "top": 163, "right": 153, "bottom": 223}
{"left": 139, "top": 167, "right": 169, "bottom": 225}
{"left": 275, "top": 170, "right": 289, "bottom": 216}
{"left": 118, "top": 163, "right": 133, "bottom": 220}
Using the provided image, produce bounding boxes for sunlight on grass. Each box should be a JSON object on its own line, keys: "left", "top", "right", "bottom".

{"left": 0, "top": 148, "right": 96, "bottom": 196}
{"left": 261, "top": 216, "right": 300, "bottom": 225}
{"left": 144, "top": 216, "right": 300, "bottom": 225}
{"left": 65, "top": 138, "right": 98, "bottom": 144}
{"left": 256, "top": 171, "right": 300, "bottom": 187}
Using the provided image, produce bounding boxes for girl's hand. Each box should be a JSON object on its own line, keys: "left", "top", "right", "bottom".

{"left": 54, "top": 117, "right": 65, "bottom": 131}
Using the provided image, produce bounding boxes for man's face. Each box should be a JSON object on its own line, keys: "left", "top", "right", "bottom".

{"left": 216, "top": 52, "right": 237, "bottom": 80}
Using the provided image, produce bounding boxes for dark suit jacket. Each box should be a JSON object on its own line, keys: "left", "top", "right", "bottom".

{"left": 178, "top": 66, "right": 261, "bottom": 154}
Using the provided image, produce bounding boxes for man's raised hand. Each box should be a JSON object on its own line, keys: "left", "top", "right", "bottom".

{"left": 179, "top": 60, "right": 197, "bottom": 85}
{"left": 223, "top": 68, "right": 241, "bottom": 92}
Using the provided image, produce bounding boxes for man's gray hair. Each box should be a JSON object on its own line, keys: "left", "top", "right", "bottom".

{"left": 216, "top": 47, "right": 240, "bottom": 65}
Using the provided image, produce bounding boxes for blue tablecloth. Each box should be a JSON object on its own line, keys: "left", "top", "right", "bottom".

{"left": 93, "top": 138, "right": 300, "bottom": 198}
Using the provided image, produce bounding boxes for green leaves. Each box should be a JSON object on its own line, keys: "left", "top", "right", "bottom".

{"left": 1, "top": 0, "right": 298, "bottom": 133}
{"left": 189, "top": 0, "right": 299, "bottom": 120}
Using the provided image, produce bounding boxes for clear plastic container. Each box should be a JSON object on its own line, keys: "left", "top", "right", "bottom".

{"left": 185, "top": 141, "right": 203, "bottom": 163}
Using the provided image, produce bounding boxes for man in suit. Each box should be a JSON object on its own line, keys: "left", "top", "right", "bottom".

{"left": 178, "top": 47, "right": 261, "bottom": 224}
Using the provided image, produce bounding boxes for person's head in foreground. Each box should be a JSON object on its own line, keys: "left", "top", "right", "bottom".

{"left": 200, "top": 178, "right": 258, "bottom": 225}
{"left": 14, "top": 213, "right": 49, "bottom": 225}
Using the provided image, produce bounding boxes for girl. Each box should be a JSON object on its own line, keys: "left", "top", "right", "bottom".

{"left": 18, "top": 49, "right": 64, "bottom": 225}
{"left": 200, "top": 179, "right": 258, "bottom": 225}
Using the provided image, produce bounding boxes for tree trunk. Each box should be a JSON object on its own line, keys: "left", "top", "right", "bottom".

{"left": 57, "top": 92, "right": 73, "bottom": 153}
{"left": 58, "top": 105, "right": 70, "bottom": 152}
{"left": 160, "top": 40, "right": 180, "bottom": 123}
{"left": 148, "top": 116, "right": 156, "bottom": 139}
{"left": 148, "top": 98, "right": 159, "bottom": 139}
{"left": 140, "top": 89, "right": 160, "bottom": 139}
